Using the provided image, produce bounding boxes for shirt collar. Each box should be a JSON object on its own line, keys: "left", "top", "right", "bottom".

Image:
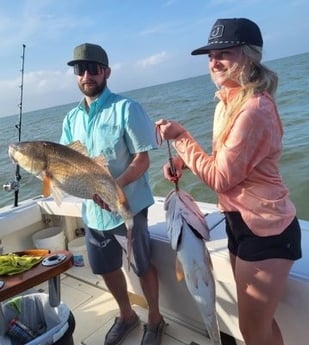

{"left": 78, "top": 87, "right": 111, "bottom": 111}
{"left": 216, "top": 87, "right": 242, "bottom": 104}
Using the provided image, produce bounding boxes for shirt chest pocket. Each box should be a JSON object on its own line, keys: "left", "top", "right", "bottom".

{"left": 94, "top": 124, "right": 124, "bottom": 160}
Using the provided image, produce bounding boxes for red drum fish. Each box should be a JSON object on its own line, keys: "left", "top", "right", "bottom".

{"left": 8, "top": 140, "right": 134, "bottom": 267}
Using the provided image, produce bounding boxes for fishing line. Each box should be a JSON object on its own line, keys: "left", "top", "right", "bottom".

{"left": 155, "top": 124, "right": 179, "bottom": 191}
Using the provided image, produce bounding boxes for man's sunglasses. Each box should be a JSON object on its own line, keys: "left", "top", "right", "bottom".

{"left": 73, "top": 62, "right": 104, "bottom": 76}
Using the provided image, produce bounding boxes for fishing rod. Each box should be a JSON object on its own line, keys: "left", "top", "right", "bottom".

{"left": 17, "top": 44, "right": 26, "bottom": 142}
{"left": 14, "top": 44, "right": 26, "bottom": 207}
{"left": 3, "top": 44, "right": 26, "bottom": 207}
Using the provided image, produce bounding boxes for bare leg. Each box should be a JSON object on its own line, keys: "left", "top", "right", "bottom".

{"left": 139, "top": 263, "right": 162, "bottom": 325}
{"left": 102, "top": 268, "right": 135, "bottom": 320}
{"left": 229, "top": 252, "right": 236, "bottom": 277}
{"left": 234, "top": 257, "right": 293, "bottom": 345}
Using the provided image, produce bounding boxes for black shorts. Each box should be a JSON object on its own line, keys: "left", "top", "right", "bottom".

{"left": 85, "top": 208, "right": 151, "bottom": 276}
{"left": 224, "top": 212, "right": 302, "bottom": 261}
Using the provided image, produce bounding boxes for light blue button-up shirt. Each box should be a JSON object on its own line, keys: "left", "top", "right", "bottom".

{"left": 60, "top": 87, "right": 157, "bottom": 230}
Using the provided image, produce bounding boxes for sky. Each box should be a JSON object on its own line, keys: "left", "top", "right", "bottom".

{"left": 0, "top": 0, "right": 308, "bottom": 118}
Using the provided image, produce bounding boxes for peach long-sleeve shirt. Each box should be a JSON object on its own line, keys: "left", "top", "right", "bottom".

{"left": 173, "top": 90, "right": 296, "bottom": 236}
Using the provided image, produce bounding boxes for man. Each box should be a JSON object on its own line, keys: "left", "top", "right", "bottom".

{"left": 61, "top": 43, "right": 166, "bottom": 345}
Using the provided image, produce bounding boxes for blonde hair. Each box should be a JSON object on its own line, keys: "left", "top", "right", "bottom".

{"left": 214, "top": 45, "right": 278, "bottom": 146}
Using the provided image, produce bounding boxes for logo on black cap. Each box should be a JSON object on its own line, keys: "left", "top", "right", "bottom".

{"left": 209, "top": 25, "right": 224, "bottom": 41}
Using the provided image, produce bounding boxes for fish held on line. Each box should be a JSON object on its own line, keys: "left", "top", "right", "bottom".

{"left": 164, "top": 189, "right": 222, "bottom": 345}
{"left": 8, "top": 140, "right": 134, "bottom": 268}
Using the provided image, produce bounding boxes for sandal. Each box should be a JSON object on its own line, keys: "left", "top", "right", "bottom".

{"left": 141, "top": 318, "right": 167, "bottom": 345}
{"left": 104, "top": 312, "right": 140, "bottom": 345}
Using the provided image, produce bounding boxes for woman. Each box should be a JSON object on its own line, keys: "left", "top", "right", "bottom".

{"left": 156, "top": 18, "right": 301, "bottom": 345}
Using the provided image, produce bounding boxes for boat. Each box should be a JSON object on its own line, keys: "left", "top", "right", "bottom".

{"left": 0, "top": 194, "right": 308, "bottom": 345}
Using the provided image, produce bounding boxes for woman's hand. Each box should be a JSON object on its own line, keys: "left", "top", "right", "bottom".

{"left": 156, "top": 119, "right": 186, "bottom": 183}
{"left": 156, "top": 119, "right": 186, "bottom": 140}
{"left": 163, "top": 156, "right": 184, "bottom": 182}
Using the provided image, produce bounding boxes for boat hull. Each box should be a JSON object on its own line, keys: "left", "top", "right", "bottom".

{"left": 124, "top": 198, "right": 309, "bottom": 344}
{"left": 1, "top": 196, "right": 309, "bottom": 344}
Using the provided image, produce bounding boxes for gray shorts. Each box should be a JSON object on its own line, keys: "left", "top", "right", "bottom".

{"left": 84, "top": 208, "right": 151, "bottom": 276}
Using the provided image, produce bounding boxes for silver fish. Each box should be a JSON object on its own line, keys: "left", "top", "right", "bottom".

{"left": 164, "top": 189, "right": 222, "bottom": 345}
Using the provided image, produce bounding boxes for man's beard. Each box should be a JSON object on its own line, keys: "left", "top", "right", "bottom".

{"left": 78, "top": 79, "right": 106, "bottom": 97}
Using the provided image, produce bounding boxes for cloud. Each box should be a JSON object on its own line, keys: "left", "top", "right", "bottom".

{"left": 0, "top": 0, "right": 308, "bottom": 117}
{"left": 110, "top": 63, "right": 122, "bottom": 72}
{"left": 0, "top": 68, "right": 79, "bottom": 117}
{"left": 162, "top": 0, "right": 178, "bottom": 7}
{"left": 24, "top": 69, "right": 73, "bottom": 92}
{"left": 135, "top": 52, "right": 169, "bottom": 69}
{"left": 139, "top": 20, "right": 185, "bottom": 36}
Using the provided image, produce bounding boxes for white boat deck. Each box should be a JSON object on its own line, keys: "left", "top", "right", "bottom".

{"left": 0, "top": 197, "right": 239, "bottom": 345}
{"left": 1, "top": 196, "right": 308, "bottom": 344}
{"left": 34, "top": 271, "right": 221, "bottom": 345}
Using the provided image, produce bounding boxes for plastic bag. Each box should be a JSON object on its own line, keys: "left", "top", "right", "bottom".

{"left": 0, "top": 293, "right": 70, "bottom": 345}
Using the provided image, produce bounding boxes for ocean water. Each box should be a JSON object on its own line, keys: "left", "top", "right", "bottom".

{"left": 1, "top": 52, "right": 308, "bottom": 220}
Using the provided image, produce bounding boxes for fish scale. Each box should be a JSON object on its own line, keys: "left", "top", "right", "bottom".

{"left": 164, "top": 188, "right": 222, "bottom": 345}
{"left": 8, "top": 140, "right": 134, "bottom": 269}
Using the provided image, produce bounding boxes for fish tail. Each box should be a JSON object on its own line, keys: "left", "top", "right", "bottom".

{"left": 126, "top": 227, "right": 132, "bottom": 272}
{"left": 116, "top": 186, "right": 134, "bottom": 272}
{"left": 123, "top": 216, "right": 134, "bottom": 272}
{"left": 115, "top": 183, "right": 128, "bottom": 206}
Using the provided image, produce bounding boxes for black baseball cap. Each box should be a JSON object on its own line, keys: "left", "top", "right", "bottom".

{"left": 67, "top": 43, "right": 109, "bottom": 66}
{"left": 191, "top": 18, "right": 263, "bottom": 55}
